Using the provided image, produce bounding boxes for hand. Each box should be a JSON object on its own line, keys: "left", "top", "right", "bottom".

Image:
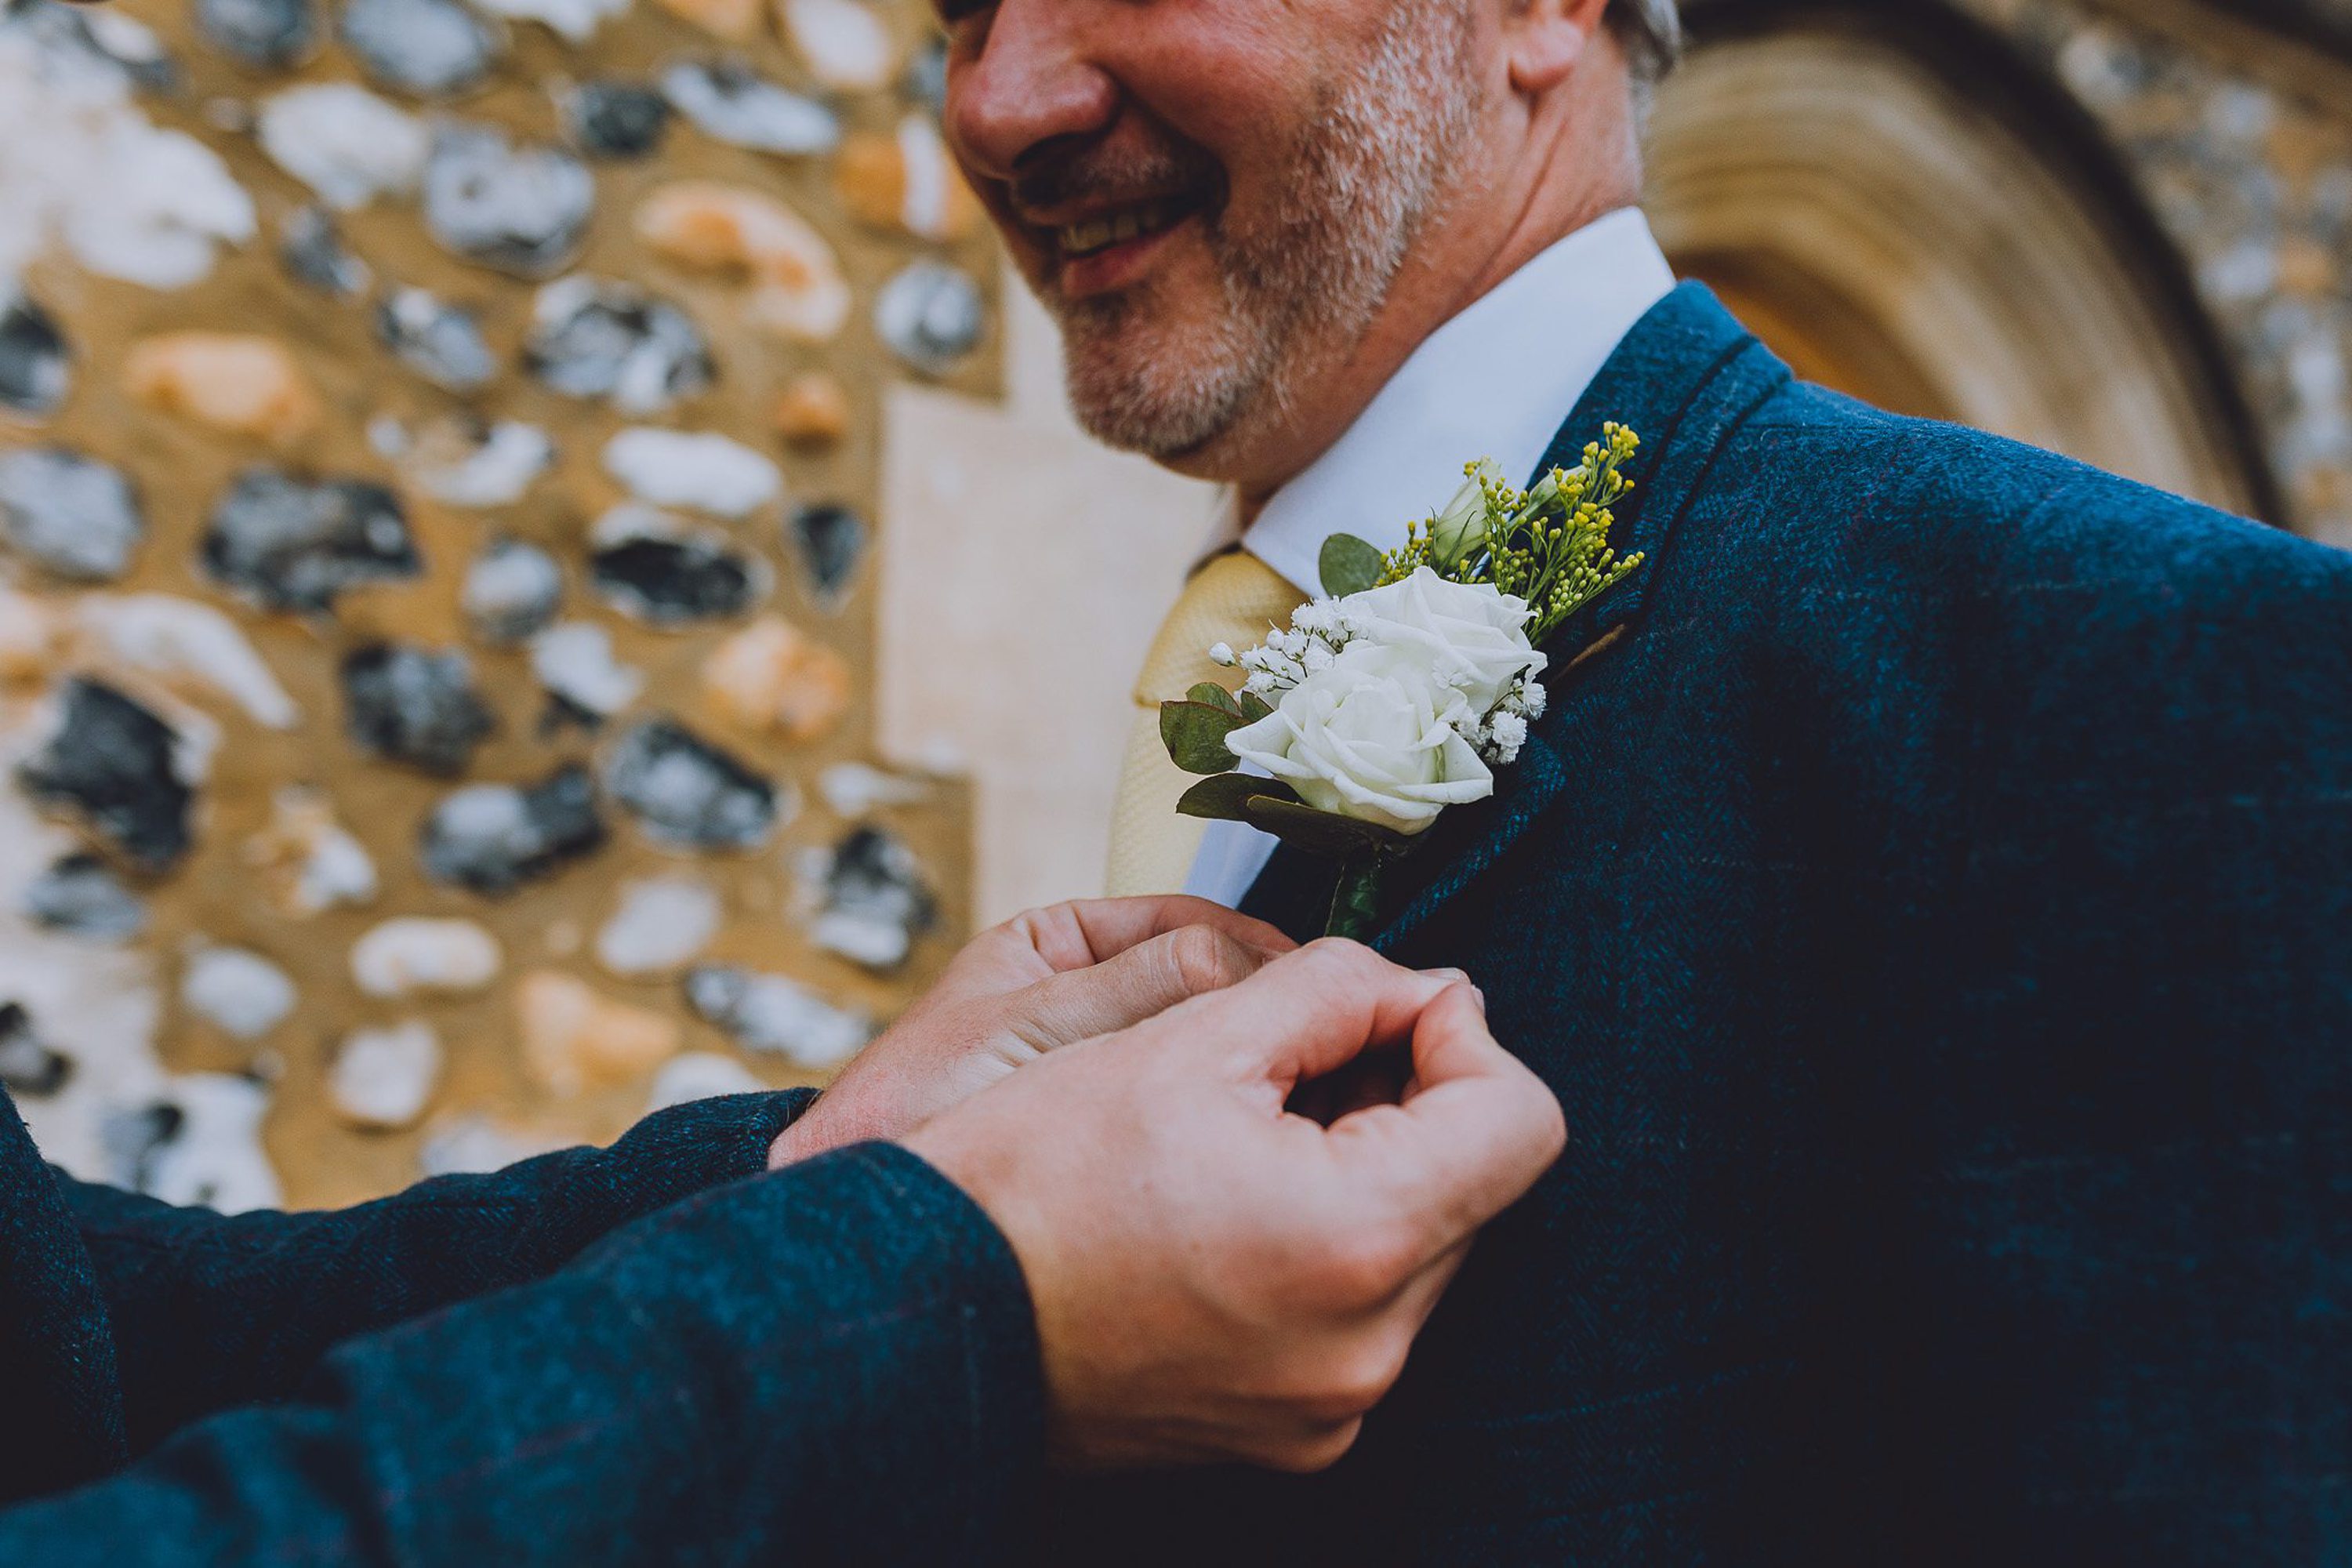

{"left": 771, "top": 898, "right": 1295, "bottom": 1166}
{"left": 906, "top": 939, "right": 1566, "bottom": 1473}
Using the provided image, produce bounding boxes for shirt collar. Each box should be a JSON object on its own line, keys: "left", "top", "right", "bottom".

{"left": 1214, "top": 206, "right": 1676, "bottom": 597}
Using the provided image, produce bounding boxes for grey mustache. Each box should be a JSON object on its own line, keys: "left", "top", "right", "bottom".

{"left": 1009, "top": 143, "right": 1219, "bottom": 218}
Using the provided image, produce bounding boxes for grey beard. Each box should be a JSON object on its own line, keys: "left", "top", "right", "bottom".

{"left": 1054, "top": 0, "right": 1481, "bottom": 463}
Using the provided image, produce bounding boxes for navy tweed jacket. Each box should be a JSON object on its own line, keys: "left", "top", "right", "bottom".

{"left": 0, "top": 1087, "right": 1043, "bottom": 1563}
{"left": 1040, "top": 284, "right": 2352, "bottom": 1563}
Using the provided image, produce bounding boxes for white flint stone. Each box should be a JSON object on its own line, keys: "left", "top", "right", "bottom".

{"left": 661, "top": 59, "right": 839, "bottom": 156}
{"left": 63, "top": 126, "right": 256, "bottom": 290}
{"left": 602, "top": 427, "right": 782, "bottom": 518}
{"left": 81, "top": 9, "right": 171, "bottom": 71}
{"left": 329, "top": 1021, "right": 441, "bottom": 1130}
{"left": 594, "top": 875, "right": 721, "bottom": 976}
{"left": 525, "top": 276, "right": 713, "bottom": 416}
{"left": 473, "top": 0, "right": 630, "bottom": 43}
{"left": 0, "top": 448, "right": 144, "bottom": 583}
{"left": 811, "top": 910, "right": 909, "bottom": 969}
{"left": 339, "top": 0, "right": 502, "bottom": 97}
{"left": 298, "top": 827, "right": 377, "bottom": 911}
{"left": 874, "top": 260, "right": 983, "bottom": 376}
{"left": 684, "top": 964, "right": 869, "bottom": 1069}
{"left": 350, "top": 916, "right": 502, "bottom": 998}
{"left": 795, "top": 829, "right": 935, "bottom": 972}
{"left": 406, "top": 421, "right": 556, "bottom": 506}
{"left": 418, "top": 1113, "right": 566, "bottom": 1177}
{"left": 647, "top": 1051, "right": 763, "bottom": 1112}
{"left": 0, "top": 30, "right": 255, "bottom": 289}
{"left": 377, "top": 287, "right": 496, "bottom": 390}
{"left": 781, "top": 0, "right": 894, "bottom": 91}
{"left": 120, "top": 1073, "right": 282, "bottom": 1214}
{"left": 258, "top": 84, "right": 428, "bottom": 210}
{"left": 463, "top": 539, "right": 564, "bottom": 644}
{"left": 252, "top": 786, "right": 379, "bottom": 915}
{"left": 180, "top": 946, "right": 296, "bottom": 1040}
{"left": 894, "top": 114, "right": 956, "bottom": 241}
{"left": 423, "top": 124, "right": 593, "bottom": 278}
{"left": 530, "top": 621, "right": 644, "bottom": 717}
{"left": 818, "top": 761, "right": 930, "bottom": 818}
{"left": 0, "top": 787, "right": 162, "bottom": 1174}
{"left": 74, "top": 594, "right": 299, "bottom": 730}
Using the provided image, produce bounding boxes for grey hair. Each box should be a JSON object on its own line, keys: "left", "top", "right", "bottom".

{"left": 1607, "top": 0, "right": 1684, "bottom": 86}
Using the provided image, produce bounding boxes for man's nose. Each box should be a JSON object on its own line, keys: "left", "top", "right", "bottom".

{"left": 946, "top": 0, "right": 1120, "bottom": 186}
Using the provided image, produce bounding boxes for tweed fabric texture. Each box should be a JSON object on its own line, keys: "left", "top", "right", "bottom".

{"left": 0, "top": 1088, "right": 1045, "bottom": 1563}
{"left": 1043, "top": 283, "right": 2352, "bottom": 1564}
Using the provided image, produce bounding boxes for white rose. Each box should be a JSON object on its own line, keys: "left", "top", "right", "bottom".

{"left": 1340, "top": 567, "right": 1545, "bottom": 712}
{"left": 1225, "top": 641, "right": 1495, "bottom": 836}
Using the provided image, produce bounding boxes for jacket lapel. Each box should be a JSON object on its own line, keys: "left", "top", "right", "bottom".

{"left": 1239, "top": 283, "right": 1794, "bottom": 950}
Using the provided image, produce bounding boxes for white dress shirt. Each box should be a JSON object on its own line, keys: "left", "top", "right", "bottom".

{"left": 1181, "top": 207, "right": 1677, "bottom": 909}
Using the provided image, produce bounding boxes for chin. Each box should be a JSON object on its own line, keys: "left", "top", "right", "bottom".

{"left": 1064, "top": 354, "right": 1242, "bottom": 463}
{"left": 1059, "top": 314, "right": 1264, "bottom": 465}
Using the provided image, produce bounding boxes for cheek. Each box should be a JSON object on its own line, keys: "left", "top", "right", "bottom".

{"left": 1107, "top": 2, "right": 1337, "bottom": 198}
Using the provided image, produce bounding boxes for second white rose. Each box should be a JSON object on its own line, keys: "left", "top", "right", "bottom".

{"left": 1339, "top": 566, "right": 1545, "bottom": 713}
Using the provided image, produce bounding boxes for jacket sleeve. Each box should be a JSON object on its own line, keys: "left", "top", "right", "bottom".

{"left": 58, "top": 1089, "right": 817, "bottom": 1453}
{"left": 1, "top": 1141, "right": 1044, "bottom": 1567}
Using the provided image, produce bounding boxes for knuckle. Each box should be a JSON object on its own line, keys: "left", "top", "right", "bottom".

{"left": 1164, "top": 925, "right": 1247, "bottom": 996}
{"left": 1300, "top": 935, "right": 1370, "bottom": 965}
{"left": 1004, "top": 901, "right": 1084, "bottom": 955}
{"left": 1298, "top": 936, "right": 1397, "bottom": 987}
{"left": 1311, "top": 1221, "right": 1417, "bottom": 1312}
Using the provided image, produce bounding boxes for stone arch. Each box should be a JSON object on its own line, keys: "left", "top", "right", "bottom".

{"left": 1649, "top": 0, "right": 2285, "bottom": 522}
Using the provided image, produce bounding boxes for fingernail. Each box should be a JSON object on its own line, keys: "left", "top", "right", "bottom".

{"left": 1471, "top": 984, "right": 1487, "bottom": 1014}
{"left": 1428, "top": 967, "right": 1470, "bottom": 984}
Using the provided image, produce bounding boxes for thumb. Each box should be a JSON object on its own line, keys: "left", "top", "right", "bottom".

{"left": 1327, "top": 984, "right": 1566, "bottom": 1242}
{"left": 1011, "top": 925, "right": 1268, "bottom": 1052}
{"left": 1164, "top": 940, "right": 1458, "bottom": 1092}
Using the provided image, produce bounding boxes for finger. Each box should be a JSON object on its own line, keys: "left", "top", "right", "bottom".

{"left": 1012, "top": 925, "right": 1272, "bottom": 1051}
{"left": 1007, "top": 897, "right": 1297, "bottom": 973}
{"left": 1326, "top": 984, "right": 1566, "bottom": 1240}
{"left": 1285, "top": 1047, "right": 1412, "bottom": 1127}
{"left": 1156, "top": 939, "right": 1460, "bottom": 1091}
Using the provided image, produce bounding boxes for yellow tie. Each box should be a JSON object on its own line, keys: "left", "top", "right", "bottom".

{"left": 1106, "top": 551, "right": 1308, "bottom": 896}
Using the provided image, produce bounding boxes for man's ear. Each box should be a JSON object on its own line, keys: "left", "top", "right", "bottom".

{"left": 1505, "top": 0, "right": 1613, "bottom": 94}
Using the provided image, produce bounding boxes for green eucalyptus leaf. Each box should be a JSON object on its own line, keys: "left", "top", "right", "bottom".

{"left": 1175, "top": 772, "right": 1302, "bottom": 822}
{"left": 1186, "top": 683, "right": 1246, "bottom": 720}
{"left": 1318, "top": 533, "right": 1385, "bottom": 599}
{"left": 1236, "top": 689, "right": 1274, "bottom": 722}
{"left": 1243, "top": 795, "right": 1410, "bottom": 858}
{"left": 1160, "top": 701, "right": 1246, "bottom": 775}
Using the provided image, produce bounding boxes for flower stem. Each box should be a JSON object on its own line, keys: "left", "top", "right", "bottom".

{"left": 1325, "top": 853, "right": 1385, "bottom": 942}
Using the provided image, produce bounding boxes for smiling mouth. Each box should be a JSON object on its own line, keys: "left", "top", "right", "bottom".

{"left": 1049, "top": 194, "right": 1204, "bottom": 262}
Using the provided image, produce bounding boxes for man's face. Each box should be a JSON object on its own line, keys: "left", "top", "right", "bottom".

{"left": 939, "top": 0, "right": 1485, "bottom": 466}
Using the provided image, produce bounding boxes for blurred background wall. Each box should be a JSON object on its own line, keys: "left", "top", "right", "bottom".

{"left": 1, "top": 0, "right": 2346, "bottom": 1210}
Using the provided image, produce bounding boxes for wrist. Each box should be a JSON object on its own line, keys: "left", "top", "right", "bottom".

{"left": 766, "top": 1091, "right": 833, "bottom": 1168}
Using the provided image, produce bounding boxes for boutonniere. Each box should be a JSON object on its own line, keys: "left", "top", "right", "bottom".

{"left": 1160, "top": 423, "right": 1645, "bottom": 938}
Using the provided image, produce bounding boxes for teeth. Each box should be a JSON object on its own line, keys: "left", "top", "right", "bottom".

{"left": 1057, "top": 201, "right": 1176, "bottom": 259}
